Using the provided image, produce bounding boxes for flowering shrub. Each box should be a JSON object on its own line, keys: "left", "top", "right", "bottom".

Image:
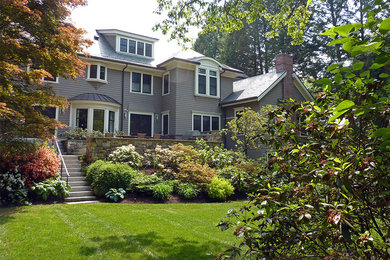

{"left": 29, "top": 176, "right": 70, "bottom": 201}
{"left": 175, "top": 161, "right": 216, "bottom": 190}
{"left": 194, "top": 139, "right": 246, "bottom": 169}
{"left": 207, "top": 177, "right": 234, "bottom": 201}
{"left": 1, "top": 144, "right": 60, "bottom": 187}
{"left": 144, "top": 145, "right": 183, "bottom": 171}
{"left": 108, "top": 144, "right": 143, "bottom": 169}
{"left": 0, "top": 168, "right": 29, "bottom": 205}
{"left": 63, "top": 128, "right": 104, "bottom": 140}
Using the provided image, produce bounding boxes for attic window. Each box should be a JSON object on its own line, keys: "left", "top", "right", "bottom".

{"left": 118, "top": 37, "right": 153, "bottom": 58}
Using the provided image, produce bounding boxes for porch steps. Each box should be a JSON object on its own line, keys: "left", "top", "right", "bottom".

{"left": 60, "top": 155, "right": 99, "bottom": 203}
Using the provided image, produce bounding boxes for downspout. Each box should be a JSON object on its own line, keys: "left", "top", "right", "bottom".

{"left": 121, "top": 63, "right": 129, "bottom": 132}
{"left": 219, "top": 68, "right": 227, "bottom": 148}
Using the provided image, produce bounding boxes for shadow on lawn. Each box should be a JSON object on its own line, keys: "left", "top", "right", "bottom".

{"left": 79, "top": 231, "right": 228, "bottom": 259}
{"left": 0, "top": 207, "right": 22, "bottom": 225}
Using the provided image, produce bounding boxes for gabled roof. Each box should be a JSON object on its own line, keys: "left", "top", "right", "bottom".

{"left": 69, "top": 93, "right": 120, "bottom": 105}
{"left": 221, "top": 71, "right": 286, "bottom": 105}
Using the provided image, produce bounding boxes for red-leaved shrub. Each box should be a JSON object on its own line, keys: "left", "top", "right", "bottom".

{"left": 0, "top": 144, "right": 60, "bottom": 187}
{"left": 175, "top": 161, "right": 216, "bottom": 190}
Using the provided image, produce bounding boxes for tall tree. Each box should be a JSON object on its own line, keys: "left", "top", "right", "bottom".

{"left": 0, "top": 0, "right": 91, "bottom": 140}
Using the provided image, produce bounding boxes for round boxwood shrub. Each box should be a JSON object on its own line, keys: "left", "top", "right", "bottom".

{"left": 207, "top": 177, "right": 235, "bottom": 201}
{"left": 152, "top": 182, "right": 174, "bottom": 201}
{"left": 86, "top": 160, "right": 141, "bottom": 196}
{"left": 177, "top": 183, "right": 199, "bottom": 200}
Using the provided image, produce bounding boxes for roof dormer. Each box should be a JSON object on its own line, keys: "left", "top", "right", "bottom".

{"left": 96, "top": 29, "right": 159, "bottom": 60}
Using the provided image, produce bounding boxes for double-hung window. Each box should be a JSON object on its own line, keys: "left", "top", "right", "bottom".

{"left": 196, "top": 67, "right": 219, "bottom": 97}
{"left": 192, "top": 113, "right": 220, "bottom": 132}
{"left": 162, "top": 73, "right": 170, "bottom": 95}
{"left": 87, "top": 64, "right": 107, "bottom": 82}
{"left": 131, "top": 72, "right": 153, "bottom": 94}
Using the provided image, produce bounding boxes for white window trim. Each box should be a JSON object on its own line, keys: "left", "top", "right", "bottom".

{"left": 27, "top": 65, "right": 59, "bottom": 84}
{"left": 116, "top": 36, "right": 154, "bottom": 59}
{"left": 87, "top": 64, "right": 107, "bottom": 83}
{"left": 162, "top": 72, "right": 170, "bottom": 96}
{"left": 161, "top": 111, "right": 169, "bottom": 136}
{"left": 127, "top": 111, "right": 154, "bottom": 137}
{"left": 192, "top": 112, "right": 221, "bottom": 132}
{"left": 130, "top": 72, "right": 154, "bottom": 95}
{"left": 69, "top": 101, "right": 120, "bottom": 133}
{"left": 194, "top": 66, "right": 220, "bottom": 99}
{"left": 43, "top": 75, "right": 59, "bottom": 84}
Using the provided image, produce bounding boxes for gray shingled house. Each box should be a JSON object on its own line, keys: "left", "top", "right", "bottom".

{"left": 43, "top": 29, "right": 313, "bottom": 156}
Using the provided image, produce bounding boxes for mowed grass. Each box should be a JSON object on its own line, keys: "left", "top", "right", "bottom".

{"left": 0, "top": 202, "right": 243, "bottom": 259}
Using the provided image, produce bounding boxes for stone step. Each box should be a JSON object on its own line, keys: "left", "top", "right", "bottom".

{"left": 69, "top": 190, "right": 94, "bottom": 197}
{"left": 68, "top": 176, "right": 85, "bottom": 181}
{"left": 68, "top": 180, "right": 89, "bottom": 186}
{"left": 71, "top": 186, "right": 92, "bottom": 192}
{"left": 65, "top": 196, "right": 97, "bottom": 202}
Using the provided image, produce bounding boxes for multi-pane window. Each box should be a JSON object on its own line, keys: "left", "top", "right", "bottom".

{"left": 137, "top": 42, "right": 144, "bottom": 55}
{"left": 193, "top": 114, "right": 220, "bottom": 132}
{"left": 198, "top": 68, "right": 207, "bottom": 95}
{"left": 93, "top": 109, "right": 105, "bottom": 132}
{"left": 120, "top": 38, "right": 128, "bottom": 52}
{"left": 131, "top": 72, "right": 153, "bottom": 94}
{"left": 145, "top": 43, "right": 152, "bottom": 57}
{"left": 119, "top": 37, "right": 153, "bottom": 58}
{"left": 88, "top": 64, "right": 106, "bottom": 81}
{"left": 196, "top": 67, "right": 219, "bottom": 97}
{"left": 163, "top": 73, "right": 170, "bottom": 95}
{"left": 129, "top": 40, "right": 136, "bottom": 54}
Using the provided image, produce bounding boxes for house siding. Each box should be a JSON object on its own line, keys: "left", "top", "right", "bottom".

{"left": 174, "top": 68, "right": 222, "bottom": 135}
{"left": 161, "top": 69, "right": 177, "bottom": 135}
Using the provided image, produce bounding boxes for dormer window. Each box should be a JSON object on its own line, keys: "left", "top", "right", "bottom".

{"left": 118, "top": 37, "right": 153, "bottom": 58}
{"left": 87, "top": 64, "right": 107, "bottom": 83}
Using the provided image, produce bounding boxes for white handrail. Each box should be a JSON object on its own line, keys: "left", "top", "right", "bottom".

{"left": 54, "top": 139, "right": 70, "bottom": 184}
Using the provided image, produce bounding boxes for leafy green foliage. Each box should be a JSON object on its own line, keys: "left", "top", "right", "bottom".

{"left": 219, "top": 4, "right": 390, "bottom": 258}
{"left": 0, "top": 168, "right": 29, "bottom": 205}
{"left": 105, "top": 188, "right": 126, "bottom": 202}
{"left": 207, "top": 177, "right": 234, "bottom": 201}
{"left": 177, "top": 183, "right": 199, "bottom": 200}
{"left": 63, "top": 128, "right": 104, "bottom": 140}
{"left": 0, "top": 0, "right": 91, "bottom": 139}
{"left": 108, "top": 144, "right": 143, "bottom": 169}
{"left": 131, "top": 174, "right": 164, "bottom": 194}
{"left": 29, "top": 176, "right": 70, "bottom": 201}
{"left": 152, "top": 182, "right": 174, "bottom": 201}
{"left": 86, "top": 160, "right": 141, "bottom": 195}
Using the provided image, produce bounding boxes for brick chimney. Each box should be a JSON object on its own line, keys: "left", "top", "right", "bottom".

{"left": 275, "top": 53, "right": 294, "bottom": 100}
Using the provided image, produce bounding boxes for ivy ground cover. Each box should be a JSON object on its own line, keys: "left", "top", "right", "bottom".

{"left": 0, "top": 202, "right": 242, "bottom": 259}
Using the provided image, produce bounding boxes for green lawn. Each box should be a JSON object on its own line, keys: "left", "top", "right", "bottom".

{"left": 0, "top": 202, "right": 243, "bottom": 259}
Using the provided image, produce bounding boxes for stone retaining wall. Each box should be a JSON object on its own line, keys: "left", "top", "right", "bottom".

{"left": 86, "top": 137, "right": 223, "bottom": 162}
